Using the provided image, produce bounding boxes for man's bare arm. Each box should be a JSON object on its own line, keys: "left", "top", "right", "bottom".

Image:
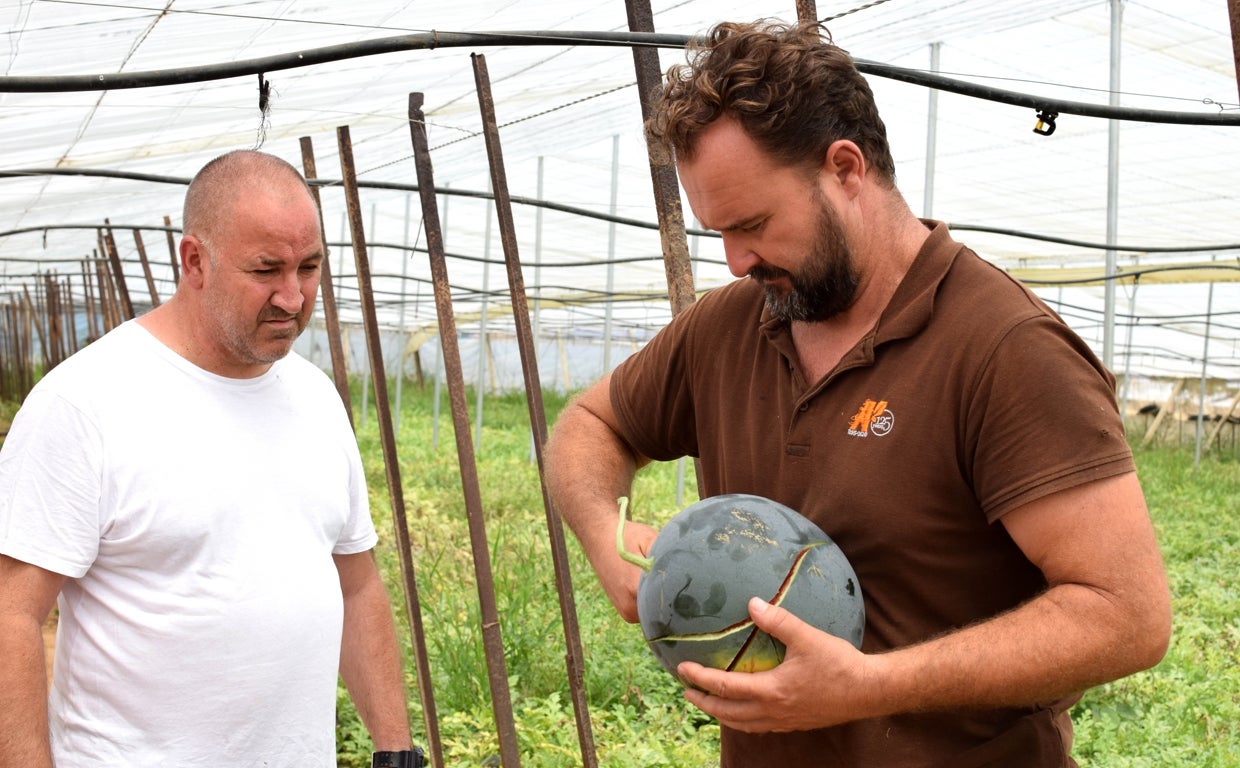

{"left": 680, "top": 472, "right": 1171, "bottom": 731}
{"left": 335, "top": 551, "right": 413, "bottom": 752}
{"left": 0, "top": 554, "right": 66, "bottom": 768}
{"left": 545, "top": 374, "right": 655, "bottom": 623}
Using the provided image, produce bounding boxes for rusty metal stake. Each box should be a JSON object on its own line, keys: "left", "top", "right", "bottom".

{"left": 470, "top": 53, "right": 598, "bottom": 768}
{"left": 406, "top": 94, "right": 523, "bottom": 768}
{"left": 1229, "top": 0, "right": 1240, "bottom": 103}
{"left": 63, "top": 275, "right": 78, "bottom": 355}
{"left": 102, "top": 220, "right": 134, "bottom": 320}
{"left": 163, "top": 215, "right": 180, "bottom": 286}
{"left": 796, "top": 0, "right": 819, "bottom": 22}
{"left": 43, "top": 272, "right": 63, "bottom": 369}
{"left": 92, "top": 251, "right": 111, "bottom": 333}
{"left": 625, "top": 0, "right": 696, "bottom": 317}
{"left": 21, "top": 284, "right": 47, "bottom": 370}
{"left": 300, "top": 136, "right": 355, "bottom": 428}
{"left": 133, "top": 228, "right": 161, "bottom": 307}
{"left": 336, "top": 125, "right": 444, "bottom": 768}
{"left": 626, "top": 0, "right": 705, "bottom": 494}
{"left": 80, "top": 258, "right": 99, "bottom": 343}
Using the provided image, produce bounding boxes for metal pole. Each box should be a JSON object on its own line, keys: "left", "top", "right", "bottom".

{"left": 336, "top": 124, "right": 443, "bottom": 766}
{"left": 299, "top": 136, "right": 355, "bottom": 428}
{"left": 1103, "top": 0, "right": 1124, "bottom": 370}
{"left": 80, "top": 258, "right": 98, "bottom": 342}
{"left": 530, "top": 157, "right": 545, "bottom": 463}
{"left": 395, "top": 192, "right": 412, "bottom": 437}
{"left": 471, "top": 55, "right": 598, "bottom": 767}
{"left": 359, "top": 203, "right": 377, "bottom": 429}
{"left": 923, "top": 42, "right": 941, "bottom": 219}
{"left": 132, "top": 229, "right": 160, "bottom": 307}
{"left": 532, "top": 159, "right": 544, "bottom": 365}
{"left": 407, "top": 93, "right": 522, "bottom": 768}
{"left": 626, "top": 0, "right": 703, "bottom": 496}
{"left": 432, "top": 185, "right": 449, "bottom": 452}
{"left": 163, "top": 214, "right": 180, "bottom": 286}
{"left": 1228, "top": 0, "right": 1240, "bottom": 102}
{"left": 625, "top": 0, "right": 696, "bottom": 317}
{"left": 101, "top": 221, "right": 134, "bottom": 320}
{"left": 604, "top": 134, "right": 620, "bottom": 372}
{"left": 474, "top": 182, "right": 493, "bottom": 451}
{"left": 1119, "top": 273, "right": 1139, "bottom": 422}
{"left": 1194, "top": 279, "right": 1215, "bottom": 467}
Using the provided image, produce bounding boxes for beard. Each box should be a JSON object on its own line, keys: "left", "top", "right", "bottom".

{"left": 201, "top": 283, "right": 307, "bottom": 369}
{"left": 749, "top": 197, "right": 859, "bottom": 323}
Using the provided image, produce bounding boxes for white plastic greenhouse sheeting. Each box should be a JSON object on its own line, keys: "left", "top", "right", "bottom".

{"left": 1, "top": 0, "right": 1237, "bottom": 386}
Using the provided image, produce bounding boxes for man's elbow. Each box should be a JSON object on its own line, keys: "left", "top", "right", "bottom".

{"left": 1117, "top": 578, "right": 1173, "bottom": 676}
{"left": 1134, "top": 587, "right": 1173, "bottom": 672}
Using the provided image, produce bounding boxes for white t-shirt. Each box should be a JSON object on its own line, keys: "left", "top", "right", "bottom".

{"left": 0, "top": 321, "right": 378, "bottom": 766}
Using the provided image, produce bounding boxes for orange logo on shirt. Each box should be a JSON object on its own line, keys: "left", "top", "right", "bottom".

{"left": 847, "top": 399, "right": 894, "bottom": 437}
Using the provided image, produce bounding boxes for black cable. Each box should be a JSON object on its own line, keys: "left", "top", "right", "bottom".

{"left": 5, "top": 169, "right": 1240, "bottom": 256}
{"left": 0, "top": 29, "right": 1236, "bottom": 126}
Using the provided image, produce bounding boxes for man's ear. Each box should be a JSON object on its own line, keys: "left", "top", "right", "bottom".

{"left": 180, "top": 236, "right": 208, "bottom": 288}
{"left": 821, "top": 139, "right": 867, "bottom": 199}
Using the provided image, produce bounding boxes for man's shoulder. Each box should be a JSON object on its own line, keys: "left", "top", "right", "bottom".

{"left": 31, "top": 322, "right": 149, "bottom": 397}
{"left": 941, "top": 245, "right": 1061, "bottom": 329}
{"left": 683, "top": 277, "right": 764, "bottom": 321}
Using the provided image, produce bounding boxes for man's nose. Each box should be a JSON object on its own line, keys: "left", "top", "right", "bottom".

{"left": 271, "top": 273, "right": 304, "bottom": 313}
{"left": 721, "top": 233, "right": 761, "bottom": 278}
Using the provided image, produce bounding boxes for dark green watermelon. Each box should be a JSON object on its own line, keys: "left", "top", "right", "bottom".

{"left": 632, "top": 494, "right": 864, "bottom": 682}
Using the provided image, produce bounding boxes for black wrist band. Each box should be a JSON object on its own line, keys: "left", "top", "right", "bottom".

{"left": 372, "top": 747, "right": 425, "bottom": 768}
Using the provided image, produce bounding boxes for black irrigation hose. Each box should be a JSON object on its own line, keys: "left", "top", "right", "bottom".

{"left": 4, "top": 169, "right": 1240, "bottom": 256}
{"left": 0, "top": 29, "right": 1236, "bottom": 126}
{"left": 1018, "top": 263, "right": 1240, "bottom": 286}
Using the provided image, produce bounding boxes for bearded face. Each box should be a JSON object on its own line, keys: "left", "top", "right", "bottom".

{"left": 748, "top": 194, "right": 859, "bottom": 323}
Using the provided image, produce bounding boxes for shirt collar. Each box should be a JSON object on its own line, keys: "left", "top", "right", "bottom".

{"left": 757, "top": 218, "right": 964, "bottom": 363}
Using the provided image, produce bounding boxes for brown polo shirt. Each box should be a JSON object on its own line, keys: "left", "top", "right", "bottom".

{"left": 610, "top": 220, "right": 1134, "bottom": 767}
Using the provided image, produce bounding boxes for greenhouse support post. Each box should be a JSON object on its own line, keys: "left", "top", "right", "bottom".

{"left": 1103, "top": 0, "right": 1123, "bottom": 369}
{"left": 1194, "top": 279, "right": 1214, "bottom": 467}
{"left": 472, "top": 53, "right": 599, "bottom": 767}
{"left": 300, "top": 136, "right": 354, "bottom": 427}
{"left": 338, "top": 122, "right": 444, "bottom": 767}
{"left": 131, "top": 228, "right": 160, "bottom": 307}
{"left": 408, "top": 92, "right": 520, "bottom": 768}
{"left": 923, "top": 42, "right": 941, "bottom": 219}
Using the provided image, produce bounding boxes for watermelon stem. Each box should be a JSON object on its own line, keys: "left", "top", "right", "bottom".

{"left": 615, "top": 496, "right": 654, "bottom": 571}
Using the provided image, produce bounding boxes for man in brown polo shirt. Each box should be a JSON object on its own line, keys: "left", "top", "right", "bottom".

{"left": 544, "top": 19, "right": 1171, "bottom": 768}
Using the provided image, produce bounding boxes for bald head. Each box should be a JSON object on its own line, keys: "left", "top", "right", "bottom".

{"left": 182, "top": 150, "right": 318, "bottom": 248}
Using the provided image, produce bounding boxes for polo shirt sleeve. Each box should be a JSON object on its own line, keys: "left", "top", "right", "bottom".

{"left": 609, "top": 299, "right": 706, "bottom": 463}
{"left": 967, "top": 313, "right": 1136, "bottom": 522}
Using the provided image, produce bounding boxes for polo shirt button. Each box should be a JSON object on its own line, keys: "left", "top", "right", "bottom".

{"left": 798, "top": 403, "right": 809, "bottom": 412}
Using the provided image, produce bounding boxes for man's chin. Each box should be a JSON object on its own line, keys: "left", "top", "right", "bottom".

{"left": 250, "top": 334, "right": 298, "bottom": 363}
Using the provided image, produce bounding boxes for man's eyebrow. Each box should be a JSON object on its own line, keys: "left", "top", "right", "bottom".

{"left": 716, "top": 214, "right": 765, "bottom": 233}
{"left": 252, "top": 252, "right": 324, "bottom": 266}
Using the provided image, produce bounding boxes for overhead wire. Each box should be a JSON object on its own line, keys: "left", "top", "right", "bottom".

{"left": 1, "top": 28, "right": 1236, "bottom": 127}
{"left": 4, "top": 169, "right": 1239, "bottom": 257}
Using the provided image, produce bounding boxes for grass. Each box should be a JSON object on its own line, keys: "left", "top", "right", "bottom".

{"left": 4, "top": 381, "right": 1236, "bottom": 765}
{"left": 343, "top": 381, "right": 1240, "bottom": 767}
{"left": 342, "top": 384, "right": 718, "bottom": 767}
{"left": 1072, "top": 449, "right": 1240, "bottom": 767}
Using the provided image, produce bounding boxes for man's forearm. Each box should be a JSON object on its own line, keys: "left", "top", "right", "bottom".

{"left": 0, "top": 615, "right": 54, "bottom": 768}
{"left": 864, "top": 580, "right": 1168, "bottom": 719}
{"left": 544, "top": 393, "right": 640, "bottom": 556}
{"left": 338, "top": 556, "right": 413, "bottom": 752}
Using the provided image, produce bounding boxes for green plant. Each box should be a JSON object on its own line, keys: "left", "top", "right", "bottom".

{"left": 301, "top": 383, "right": 1240, "bottom": 766}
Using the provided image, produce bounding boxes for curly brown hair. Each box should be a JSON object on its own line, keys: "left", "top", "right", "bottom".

{"left": 647, "top": 19, "right": 896, "bottom": 186}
